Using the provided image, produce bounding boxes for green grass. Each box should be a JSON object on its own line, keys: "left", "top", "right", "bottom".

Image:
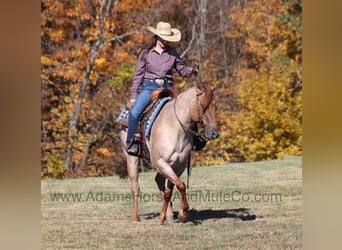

{"left": 41, "top": 158, "right": 302, "bottom": 249}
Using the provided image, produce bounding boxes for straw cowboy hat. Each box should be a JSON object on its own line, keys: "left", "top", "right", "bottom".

{"left": 146, "top": 22, "right": 181, "bottom": 42}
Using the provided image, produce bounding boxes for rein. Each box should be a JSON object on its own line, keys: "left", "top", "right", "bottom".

{"left": 195, "top": 83, "right": 204, "bottom": 126}
{"left": 173, "top": 81, "right": 213, "bottom": 189}
{"left": 173, "top": 82, "right": 209, "bottom": 140}
{"left": 174, "top": 82, "right": 208, "bottom": 189}
{"left": 174, "top": 96, "right": 199, "bottom": 137}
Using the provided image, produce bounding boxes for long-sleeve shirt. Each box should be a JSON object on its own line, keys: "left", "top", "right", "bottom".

{"left": 130, "top": 46, "right": 194, "bottom": 99}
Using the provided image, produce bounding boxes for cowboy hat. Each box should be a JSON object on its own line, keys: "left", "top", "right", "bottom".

{"left": 146, "top": 22, "right": 181, "bottom": 42}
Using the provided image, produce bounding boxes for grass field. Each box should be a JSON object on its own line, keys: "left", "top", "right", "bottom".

{"left": 41, "top": 158, "right": 302, "bottom": 249}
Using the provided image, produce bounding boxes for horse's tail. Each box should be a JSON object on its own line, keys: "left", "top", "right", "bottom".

{"left": 114, "top": 160, "right": 129, "bottom": 179}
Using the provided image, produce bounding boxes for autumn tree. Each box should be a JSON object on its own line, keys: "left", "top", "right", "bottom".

{"left": 41, "top": 0, "right": 302, "bottom": 177}
{"left": 41, "top": 0, "right": 156, "bottom": 177}
{"left": 223, "top": 0, "right": 302, "bottom": 161}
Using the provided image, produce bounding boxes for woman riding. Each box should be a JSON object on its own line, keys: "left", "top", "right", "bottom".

{"left": 126, "top": 21, "right": 198, "bottom": 155}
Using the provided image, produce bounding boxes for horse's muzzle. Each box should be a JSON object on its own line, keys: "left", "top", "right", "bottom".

{"left": 204, "top": 126, "right": 220, "bottom": 140}
{"left": 211, "top": 130, "right": 220, "bottom": 139}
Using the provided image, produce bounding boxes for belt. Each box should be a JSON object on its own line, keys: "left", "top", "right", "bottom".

{"left": 144, "top": 78, "right": 173, "bottom": 85}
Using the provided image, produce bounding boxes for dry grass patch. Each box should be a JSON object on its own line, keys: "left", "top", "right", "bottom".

{"left": 41, "top": 158, "right": 301, "bottom": 249}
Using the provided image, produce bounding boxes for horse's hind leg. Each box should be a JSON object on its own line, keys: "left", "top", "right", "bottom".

{"left": 121, "top": 128, "right": 140, "bottom": 221}
{"left": 155, "top": 173, "right": 174, "bottom": 224}
{"left": 127, "top": 155, "right": 140, "bottom": 221}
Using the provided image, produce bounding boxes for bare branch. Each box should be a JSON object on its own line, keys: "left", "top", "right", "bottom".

{"left": 104, "top": 30, "right": 140, "bottom": 45}
{"left": 181, "top": 20, "right": 197, "bottom": 59}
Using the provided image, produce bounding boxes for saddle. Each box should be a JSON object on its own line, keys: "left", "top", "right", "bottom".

{"left": 116, "top": 88, "right": 177, "bottom": 159}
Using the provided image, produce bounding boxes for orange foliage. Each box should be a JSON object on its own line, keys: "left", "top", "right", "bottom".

{"left": 41, "top": 0, "right": 302, "bottom": 177}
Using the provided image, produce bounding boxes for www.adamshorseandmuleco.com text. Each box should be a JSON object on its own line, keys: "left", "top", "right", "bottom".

{"left": 48, "top": 190, "right": 283, "bottom": 203}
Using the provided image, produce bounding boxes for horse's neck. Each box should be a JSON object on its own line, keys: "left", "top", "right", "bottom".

{"left": 156, "top": 88, "right": 196, "bottom": 129}
{"left": 171, "top": 88, "right": 196, "bottom": 126}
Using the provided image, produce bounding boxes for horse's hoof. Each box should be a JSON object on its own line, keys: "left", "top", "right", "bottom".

{"left": 159, "top": 214, "right": 166, "bottom": 225}
{"left": 178, "top": 213, "right": 188, "bottom": 223}
{"left": 133, "top": 215, "right": 140, "bottom": 222}
{"left": 166, "top": 214, "right": 175, "bottom": 222}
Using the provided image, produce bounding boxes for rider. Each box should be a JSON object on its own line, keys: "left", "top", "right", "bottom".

{"left": 126, "top": 21, "right": 198, "bottom": 155}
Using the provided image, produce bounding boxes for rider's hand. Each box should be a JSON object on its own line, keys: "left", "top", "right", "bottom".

{"left": 126, "top": 99, "right": 135, "bottom": 109}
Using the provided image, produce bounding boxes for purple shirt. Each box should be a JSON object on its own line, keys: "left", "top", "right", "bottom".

{"left": 130, "top": 46, "right": 194, "bottom": 99}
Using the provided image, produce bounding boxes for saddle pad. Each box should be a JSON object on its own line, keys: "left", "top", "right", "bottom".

{"left": 144, "top": 96, "right": 171, "bottom": 137}
{"left": 116, "top": 97, "right": 171, "bottom": 136}
{"left": 116, "top": 106, "right": 129, "bottom": 124}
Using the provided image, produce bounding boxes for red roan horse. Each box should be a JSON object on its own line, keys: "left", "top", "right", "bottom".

{"left": 120, "top": 84, "right": 219, "bottom": 224}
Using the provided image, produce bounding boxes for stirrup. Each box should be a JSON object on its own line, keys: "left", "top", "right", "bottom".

{"left": 127, "top": 138, "right": 139, "bottom": 156}
{"left": 127, "top": 144, "right": 139, "bottom": 156}
{"left": 127, "top": 133, "right": 141, "bottom": 156}
{"left": 127, "top": 141, "right": 139, "bottom": 155}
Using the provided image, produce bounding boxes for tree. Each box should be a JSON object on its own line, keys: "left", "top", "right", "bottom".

{"left": 224, "top": 0, "right": 302, "bottom": 161}
{"left": 41, "top": 0, "right": 302, "bottom": 177}
{"left": 41, "top": 0, "right": 152, "bottom": 176}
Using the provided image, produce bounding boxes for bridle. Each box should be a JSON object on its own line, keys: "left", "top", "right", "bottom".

{"left": 173, "top": 83, "right": 213, "bottom": 139}
{"left": 174, "top": 82, "right": 214, "bottom": 188}
{"left": 194, "top": 83, "right": 213, "bottom": 126}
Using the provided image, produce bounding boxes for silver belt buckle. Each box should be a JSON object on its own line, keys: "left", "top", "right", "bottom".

{"left": 155, "top": 79, "right": 164, "bottom": 85}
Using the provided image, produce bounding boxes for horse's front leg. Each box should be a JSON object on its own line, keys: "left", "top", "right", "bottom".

{"left": 156, "top": 164, "right": 189, "bottom": 223}
{"left": 166, "top": 180, "right": 175, "bottom": 221}
{"left": 127, "top": 155, "right": 140, "bottom": 221}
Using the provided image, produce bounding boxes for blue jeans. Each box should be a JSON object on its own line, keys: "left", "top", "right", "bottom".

{"left": 126, "top": 81, "right": 172, "bottom": 146}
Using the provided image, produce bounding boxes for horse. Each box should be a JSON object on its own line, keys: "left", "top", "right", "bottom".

{"left": 120, "top": 84, "right": 219, "bottom": 224}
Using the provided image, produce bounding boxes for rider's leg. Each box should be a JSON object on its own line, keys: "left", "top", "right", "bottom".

{"left": 126, "top": 83, "right": 156, "bottom": 153}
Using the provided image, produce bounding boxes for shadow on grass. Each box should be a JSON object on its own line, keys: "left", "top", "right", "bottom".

{"left": 144, "top": 208, "right": 257, "bottom": 225}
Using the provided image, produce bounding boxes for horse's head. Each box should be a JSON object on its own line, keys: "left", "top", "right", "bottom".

{"left": 193, "top": 85, "right": 220, "bottom": 140}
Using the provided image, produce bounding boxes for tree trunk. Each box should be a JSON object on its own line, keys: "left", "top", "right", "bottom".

{"left": 198, "top": 0, "right": 207, "bottom": 83}
{"left": 65, "top": 0, "right": 110, "bottom": 170}
{"left": 219, "top": 0, "right": 229, "bottom": 84}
